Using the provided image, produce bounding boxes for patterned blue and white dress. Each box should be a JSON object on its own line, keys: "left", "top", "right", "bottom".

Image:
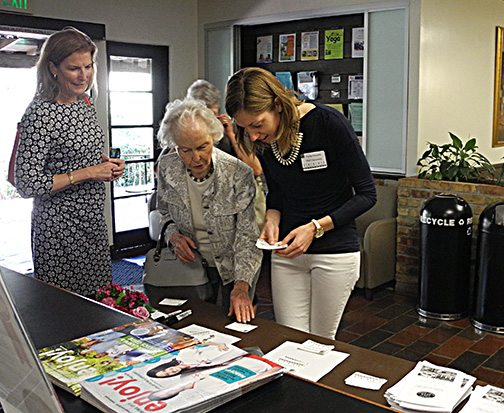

{"left": 15, "top": 96, "right": 112, "bottom": 296}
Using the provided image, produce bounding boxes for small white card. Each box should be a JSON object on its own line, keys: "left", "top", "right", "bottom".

{"left": 298, "top": 339, "right": 334, "bottom": 355}
{"left": 345, "top": 372, "right": 387, "bottom": 390}
{"left": 150, "top": 310, "right": 169, "bottom": 321}
{"left": 256, "top": 239, "right": 287, "bottom": 250}
{"left": 225, "top": 322, "right": 258, "bottom": 333}
{"left": 159, "top": 298, "right": 187, "bottom": 306}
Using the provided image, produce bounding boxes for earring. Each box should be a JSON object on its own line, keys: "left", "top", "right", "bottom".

{"left": 52, "top": 73, "right": 57, "bottom": 78}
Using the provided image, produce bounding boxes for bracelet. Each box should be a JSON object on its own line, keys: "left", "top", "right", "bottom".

{"left": 67, "top": 172, "right": 75, "bottom": 185}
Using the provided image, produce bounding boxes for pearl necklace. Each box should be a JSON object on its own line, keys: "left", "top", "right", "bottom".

{"left": 188, "top": 165, "right": 214, "bottom": 183}
{"left": 270, "top": 132, "right": 303, "bottom": 166}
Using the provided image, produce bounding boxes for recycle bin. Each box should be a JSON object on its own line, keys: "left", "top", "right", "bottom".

{"left": 471, "top": 201, "right": 504, "bottom": 333}
{"left": 418, "top": 193, "right": 473, "bottom": 320}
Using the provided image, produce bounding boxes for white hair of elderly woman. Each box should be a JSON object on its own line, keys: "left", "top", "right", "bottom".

{"left": 157, "top": 97, "right": 223, "bottom": 149}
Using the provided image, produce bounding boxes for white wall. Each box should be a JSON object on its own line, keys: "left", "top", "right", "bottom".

{"left": 29, "top": 0, "right": 198, "bottom": 101}
{"left": 418, "top": 0, "right": 504, "bottom": 165}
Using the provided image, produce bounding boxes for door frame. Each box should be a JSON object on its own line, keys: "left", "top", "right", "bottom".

{"left": 106, "top": 41, "right": 169, "bottom": 255}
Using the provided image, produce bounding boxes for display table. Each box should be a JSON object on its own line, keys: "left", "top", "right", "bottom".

{"left": 2, "top": 268, "right": 412, "bottom": 412}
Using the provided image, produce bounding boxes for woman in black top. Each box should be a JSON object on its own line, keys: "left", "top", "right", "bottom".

{"left": 225, "top": 67, "right": 376, "bottom": 338}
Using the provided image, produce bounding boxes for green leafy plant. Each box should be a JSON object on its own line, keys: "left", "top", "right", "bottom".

{"left": 417, "top": 132, "right": 495, "bottom": 182}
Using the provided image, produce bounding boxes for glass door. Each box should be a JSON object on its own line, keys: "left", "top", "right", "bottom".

{"left": 107, "top": 42, "right": 168, "bottom": 253}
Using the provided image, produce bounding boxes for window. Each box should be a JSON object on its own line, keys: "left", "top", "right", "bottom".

{"left": 107, "top": 42, "right": 168, "bottom": 252}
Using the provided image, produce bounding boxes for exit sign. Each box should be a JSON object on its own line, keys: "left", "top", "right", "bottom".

{"left": 1, "top": 0, "right": 32, "bottom": 14}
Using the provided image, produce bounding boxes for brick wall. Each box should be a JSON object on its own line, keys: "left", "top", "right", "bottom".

{"left": 396, "top": 177, "right": 504, "bottom": 295}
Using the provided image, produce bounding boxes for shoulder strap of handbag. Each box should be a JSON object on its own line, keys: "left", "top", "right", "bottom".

{"left": 154, "top": 220, "right": 207, "bottom": 268}
{"left": 7, "top": 123, "right": 21, "bottom": 187}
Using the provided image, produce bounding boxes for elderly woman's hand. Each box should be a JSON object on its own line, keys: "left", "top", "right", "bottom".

{"left": 228, "top": 281, "right": 255, "bottom": 323}
{"left": 169, "top": 232, "right": 198, "bottom": 263}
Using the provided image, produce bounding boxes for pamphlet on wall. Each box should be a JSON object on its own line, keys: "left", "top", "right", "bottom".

{"left": 348, "top": 102, "right": 363, "bottom": 133}
{"left": 326, "top": 103, "right": 344, "bottom": 114}
{"left": 257, "top": 35, "right": 273, "bottom": 63}
{"left": 352, "top": 27, "right": 364, "bottom": 58}
{"left": 348, "top": 75, "right": 363, "bottom": 99}
{"left": 279, "top": 33, "right": 296, "bottom": 62}
{"left": 297, "top": 71, "right": 318, "bottom": 100}
{"left": 301, "top": 31, "right": 319, "bottom": 61}
{"left": 275, "top": 72, "right": 294, "bottom": 91}
{"left": 324, "top": 28, "right": 344, "bottom": 59}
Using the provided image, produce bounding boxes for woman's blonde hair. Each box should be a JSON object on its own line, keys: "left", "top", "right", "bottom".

{"left": 225, "top": 67, "right": 302, "bottom": 154}
{"left": 36, "top": 27, "right": 97, "bottom": 102}
{"left": 157, "top": 98, "right": 223, "bottom": 149}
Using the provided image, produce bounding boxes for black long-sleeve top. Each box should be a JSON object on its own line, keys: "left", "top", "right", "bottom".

{"left": 260, "top": 103, "right": 376, "bottom": 254}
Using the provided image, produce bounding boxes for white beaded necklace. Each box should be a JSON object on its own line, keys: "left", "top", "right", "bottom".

{"left": 270, "top": 132, "right": 303, "bottom": 166}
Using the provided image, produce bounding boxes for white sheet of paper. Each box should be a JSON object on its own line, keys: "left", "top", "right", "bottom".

{"left": 178, "top": 324, "right": 241, "bottom": 344}
{"left": 225, "top": 322, "right": 258, "bottom": 333}
{"left": 460, "top": 385, "right": 504, "bottom": 413}
{"left": 158, "top": 298, "right": 187, "bottom": 306}
{"left": 265, "top": 341, "right": 349, "bottom": 382}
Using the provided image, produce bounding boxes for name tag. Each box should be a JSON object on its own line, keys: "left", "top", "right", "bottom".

{"left": 300, "top": 151, "right": 327, "bottom": 171}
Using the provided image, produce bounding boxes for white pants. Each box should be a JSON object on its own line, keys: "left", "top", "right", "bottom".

{"left": 271, "top": 252, "right": 360, "bottom": 339}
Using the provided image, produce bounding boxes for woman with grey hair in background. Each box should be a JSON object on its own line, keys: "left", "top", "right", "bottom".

{"left": 186, "top": 79, "right": 266, "bottom": 231}
{"left": 156, "top": 97, "right": 262, "bottom": 323}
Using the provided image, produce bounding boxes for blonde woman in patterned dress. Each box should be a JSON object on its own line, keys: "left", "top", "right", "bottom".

{"left": 156, "top": 98, "right": 262, "bottom": 323}
{"left": 15, "top": 28, "right": 125, "bottom": 297}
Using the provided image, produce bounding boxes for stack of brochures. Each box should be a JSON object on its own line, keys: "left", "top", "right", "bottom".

{"left": 80, "top": 352, "right": 284, "bottom": 413}
{"left": 459, "top": 384, "right": 504, "bottom": 413}
{"left": 384, "top": 361, "right": 475, "bottom": 413}
{"left": 37, "top": 319, "right": 199, "bottom": 396}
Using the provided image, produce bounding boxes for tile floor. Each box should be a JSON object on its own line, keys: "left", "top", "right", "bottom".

{"left": 254, "top": 254, "right": 504, "bottom": 388}
{"left": 336, "top": 286, "right": 504, "bottom": 387}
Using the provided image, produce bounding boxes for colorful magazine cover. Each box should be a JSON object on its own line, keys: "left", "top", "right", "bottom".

{"left": 81, "top": 353, "right": 284, "bottom": 413}
{"left": 37, "top": 319, "right": 198, "bottom": 396}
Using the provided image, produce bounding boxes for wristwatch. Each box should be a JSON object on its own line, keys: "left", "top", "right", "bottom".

{"left": 311, "top": 219, "right": 324, "bottom": 238}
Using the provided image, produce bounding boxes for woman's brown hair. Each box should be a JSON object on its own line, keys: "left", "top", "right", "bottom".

{"left": 225, "top": 67, "right": 302, "bottom": 155}
{"left": 36, "top": 27, "right": 97, "bottom": 102}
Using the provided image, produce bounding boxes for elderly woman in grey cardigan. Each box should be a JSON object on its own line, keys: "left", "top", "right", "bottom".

{"left": 156, "top": 97, "right": 262, "bottom": 323}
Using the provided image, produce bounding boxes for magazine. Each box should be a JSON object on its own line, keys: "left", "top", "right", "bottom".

{"left": 37, "top": 319, "right": 198, "bottom": 396}
{"left": 81, "top": 353, "right": 284, "bottom": 413}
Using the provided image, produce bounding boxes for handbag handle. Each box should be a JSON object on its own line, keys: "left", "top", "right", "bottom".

{"left": 153, "top": 220, "right": 174, "bottom": 262}
{"left": 153, "top": 220, "right": 208, "bottom": 269}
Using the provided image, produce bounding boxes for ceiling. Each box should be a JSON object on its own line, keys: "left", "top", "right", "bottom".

{"left": 0, "top": 27, "right": 49, "bottom": 56}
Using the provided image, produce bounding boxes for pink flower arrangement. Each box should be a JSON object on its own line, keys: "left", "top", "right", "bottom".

{"left": 95, "top": 282, "right": 153, "bottom": 319}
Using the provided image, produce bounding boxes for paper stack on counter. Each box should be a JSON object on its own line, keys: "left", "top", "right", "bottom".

{"left": 385, "top": 361, "right": 475, "bottom": 413}
{"left": 459, "top": 384, "right": 504, "bottom": 413}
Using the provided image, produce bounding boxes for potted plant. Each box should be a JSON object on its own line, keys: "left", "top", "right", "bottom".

{"left": 417, "top": 132, "right": 495, "bottom": 182}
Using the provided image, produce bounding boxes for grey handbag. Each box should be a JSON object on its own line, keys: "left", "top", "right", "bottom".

{"left": 143, "top": 220, "right": 213, "bottom": 305}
